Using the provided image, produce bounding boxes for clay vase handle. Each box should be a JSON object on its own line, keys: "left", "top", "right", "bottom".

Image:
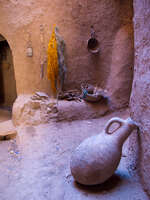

{"left": 105, "top": 117, "right": 125, "bottom": 134}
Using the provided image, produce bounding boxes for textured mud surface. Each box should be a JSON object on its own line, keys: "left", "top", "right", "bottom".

{"left": 130, "top": 0, "right": 150, "bottom": 196}
{"left": 0, "top": 109, "right": 148, "bottom": 200}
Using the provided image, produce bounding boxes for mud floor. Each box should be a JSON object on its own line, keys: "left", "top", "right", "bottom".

{"left": 0, "top": 109, "right": 148, "bottom": 200}
{"left": 0, "top": 108, "right": 11, "bottom": 122}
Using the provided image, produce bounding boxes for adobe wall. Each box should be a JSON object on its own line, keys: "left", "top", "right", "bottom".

{"left": 130, "top": 0, "right": 150, "bottom": 196}
{"left": 107, "top": 24, "right": 134, "bottom": 109}
{"left": 0, "top": 0, "right": 133, "bottom": 99}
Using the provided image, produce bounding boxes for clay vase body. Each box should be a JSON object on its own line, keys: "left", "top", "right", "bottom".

{"left": 70, "top": 117, "right": 138, "bottom": 185}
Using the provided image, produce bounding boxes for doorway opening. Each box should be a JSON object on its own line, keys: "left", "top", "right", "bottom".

{"left": 0, "top": 34, "right": 17, "bottom": 121}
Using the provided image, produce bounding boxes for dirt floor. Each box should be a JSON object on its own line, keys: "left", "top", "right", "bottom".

{"left": 0, "top": 108, "right": 148, "bottom": 200}
{"left": 0, "top": 108, "right": 11, "bottom": 122}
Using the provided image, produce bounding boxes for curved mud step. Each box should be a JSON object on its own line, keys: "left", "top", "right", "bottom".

{"left": 0, "top": 120, "right": 17, "bottom": 140}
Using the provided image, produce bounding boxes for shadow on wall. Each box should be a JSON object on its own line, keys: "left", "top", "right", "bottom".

{"left": 0, "top": 35, "right": 17, "bottom": 109}
{"left": 106, "top": 24, "right": 134, "bottom": 109}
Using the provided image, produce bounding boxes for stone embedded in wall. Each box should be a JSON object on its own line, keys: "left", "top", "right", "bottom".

{"left": 107, "top": 24, "right": 134, "bottom": 109}
{"left": 12, "top": 92, "right": 58, "bottom": 126}
{"left": 130, "top": 0, "right": 150, "bottom": 196}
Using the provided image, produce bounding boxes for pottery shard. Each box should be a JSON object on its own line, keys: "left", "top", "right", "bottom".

{"left": 0, "top": 120, "right": 17, "bottom": 140}
{"left": 12, "top": 93, "right": 58, "bottom": 126}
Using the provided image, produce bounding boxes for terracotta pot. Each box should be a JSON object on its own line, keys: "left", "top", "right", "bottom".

{"left": 70, "top": 117, "right": 138, "bottom": 185}
{"left": 87, "top": 37, "right": 100, "bottom": 54}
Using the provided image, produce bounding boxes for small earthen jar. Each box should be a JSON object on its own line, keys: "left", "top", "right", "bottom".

{"left": 70, "top": 117, "right": 138, "bottom": 185}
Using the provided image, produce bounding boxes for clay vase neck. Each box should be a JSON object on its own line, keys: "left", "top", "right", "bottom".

{"left": 104, "top": 117, "right": 138, "bottom": 148}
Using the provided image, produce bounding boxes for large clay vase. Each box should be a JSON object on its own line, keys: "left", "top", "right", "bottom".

{"left": 70, "top": 117, "right": 138, "bottom": 185}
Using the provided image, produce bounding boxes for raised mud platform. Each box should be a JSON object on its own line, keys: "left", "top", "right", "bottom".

{"left": 12, "top": 94, "right": 109, "bottom": 126}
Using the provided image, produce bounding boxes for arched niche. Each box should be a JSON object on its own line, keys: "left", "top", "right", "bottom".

{"left": 0, "top": 34, "right": 17, "bottom": 110}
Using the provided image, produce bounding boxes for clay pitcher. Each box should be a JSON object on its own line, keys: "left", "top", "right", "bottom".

{"left": 70, "top": 117, "right": 138, "bottom": 185}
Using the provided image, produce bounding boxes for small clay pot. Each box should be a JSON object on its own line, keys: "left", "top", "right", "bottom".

{"left": 87, "top": 37, "right": 100, "bottom": 54}
{"left": 70, "top": 117, "right": 138, "bottom": 185}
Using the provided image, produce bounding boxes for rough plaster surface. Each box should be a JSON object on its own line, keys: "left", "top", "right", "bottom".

{"left": 0, "top": 109, "right": 148, "bottom": 200}
{"left": 130, "top": 0, "right": 150, "bottom": 196}
{"left": 12, "top": 94, "right": 58, "bottom": 126}
{"left": 0, "top": 0, "right": 133, "bottom": 105}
